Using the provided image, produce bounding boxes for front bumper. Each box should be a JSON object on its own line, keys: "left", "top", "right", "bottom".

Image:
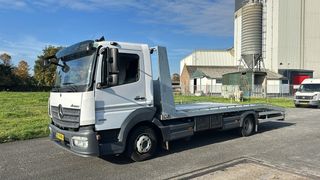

{"left": 49, "top": 124, "right": 99, "bottom": 156}
{"left": 49, "top": 124, "right": 125, "bottom": 156}
{"left": 294, "top": 99, "right": 320, "bottom": 106}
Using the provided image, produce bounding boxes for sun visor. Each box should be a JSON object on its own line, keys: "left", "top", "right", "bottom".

{"left": 56, "top": 40, "right": 95, "bottom": 61}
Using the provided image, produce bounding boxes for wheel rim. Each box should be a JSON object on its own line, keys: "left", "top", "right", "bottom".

{"left": 244, "top": 118, "right": 252, "bottom": 133}
{"left": 135, "top": 135, "right": 152, "bottom": 154}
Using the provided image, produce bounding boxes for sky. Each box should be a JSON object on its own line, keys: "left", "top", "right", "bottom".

{"left": 0, "top": 0, "right": 234, "bottom": 74}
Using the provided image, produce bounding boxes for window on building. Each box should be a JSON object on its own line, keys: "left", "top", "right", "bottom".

{"left": 282, "top": 80, "right": 288, "bottom": 84}
{"left": 216, "top": 78, "right": 222, "bottom": 84}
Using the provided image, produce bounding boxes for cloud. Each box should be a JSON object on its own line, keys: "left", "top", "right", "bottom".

{"left": 0, "top": 36, "right": 59, "bottom": 71}
{"left": 0, "top": 0, "right": 234, "bottom": 37}
{"left": 0, "top": 0, "right": 28, "bottom": 10}
{"left": 138, "top": 0, "right": 234, "bottom": 36}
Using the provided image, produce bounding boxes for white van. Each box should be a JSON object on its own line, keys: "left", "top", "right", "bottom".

{"left": 294, "top": 78, "right": 320, "bottom": 108}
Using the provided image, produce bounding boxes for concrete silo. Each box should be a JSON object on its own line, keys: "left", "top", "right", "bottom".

{"left": 226, "top": 0, "right": 267, "bottom": 97}
{"left": 241, "top": 0, "right": 263, "bottom": 70}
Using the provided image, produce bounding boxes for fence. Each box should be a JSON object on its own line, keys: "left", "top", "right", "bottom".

{"left": 180, "top": 84, "right": 296, "bottom": 98}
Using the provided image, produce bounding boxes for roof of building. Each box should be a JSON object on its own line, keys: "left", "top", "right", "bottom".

{"left": 265, "top": 70, "right": 284, "bottom": 80}
{"left": 184, "top": 65, "right": 284, "bottom": 80}
{"left": 180, "top": 49, "right": 235, "bottom": 69}
{"left": 186, "top": 66, "right": 239, "bottom": 79}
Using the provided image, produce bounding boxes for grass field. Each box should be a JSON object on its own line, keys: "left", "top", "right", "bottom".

{"left": 0, "top": 92, "right": 293, "bottom": 143}
{"left": 0, "top": 92, "right": 49, "bottom": 143}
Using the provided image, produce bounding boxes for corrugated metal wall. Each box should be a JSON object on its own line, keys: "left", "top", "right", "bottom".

{"left": 303, "top": 0, "right": 320, "bottom": 78}
{"left": 194, "top": 51, "right": 235, "bottom": 66}
{"left": 180, "top": 50, "right": 235, "bottom": 74}
{"left": 265, "top": 0, "right": 279, "bottom": 73}
{"left": 277, "top": 0, "right": 303, "bottom": 69}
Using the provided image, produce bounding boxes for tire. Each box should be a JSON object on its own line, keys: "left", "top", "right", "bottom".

{"left": 126, "top": 126, "right": 158, "bottom": 162}
{"left": 239, "top": 116, "right": 255, "bottom": 137}
{"left": 295, "top": 104, "right": 300, "bottom": 108}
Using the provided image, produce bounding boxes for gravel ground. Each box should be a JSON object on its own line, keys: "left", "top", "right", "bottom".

{"left": 191, "top": 162, "right": 308, "bottom": 180}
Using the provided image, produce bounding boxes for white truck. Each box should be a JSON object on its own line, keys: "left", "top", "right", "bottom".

{"left": 294, "top": 78, "right": 320, "bottom": 108}
{"left": 44, "top": 39, "right": 285, "bottom": 161}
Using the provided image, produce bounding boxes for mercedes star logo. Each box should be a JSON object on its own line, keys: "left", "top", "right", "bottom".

{"left": 58, "top": 104, "right": 64, "bottom": 119}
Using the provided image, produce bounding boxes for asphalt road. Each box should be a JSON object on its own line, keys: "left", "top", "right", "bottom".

{"left": 1, "top": 108, "right": 320, "bottom": 180}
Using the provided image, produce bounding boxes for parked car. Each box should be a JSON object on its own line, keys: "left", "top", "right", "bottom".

{"left": 294, "top": 78, "right": 320, "bottom": 108}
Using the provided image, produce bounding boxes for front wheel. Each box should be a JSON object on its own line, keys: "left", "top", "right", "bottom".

{"left": 239, "top": 116, "right": 255, "bottom": 137}
{"left": 126, "top": 126, "right": 158, "bottom": 162}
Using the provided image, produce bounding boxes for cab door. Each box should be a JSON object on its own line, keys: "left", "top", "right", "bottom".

{"left": 95, "top": 47, "right": 148, "bottom": 131}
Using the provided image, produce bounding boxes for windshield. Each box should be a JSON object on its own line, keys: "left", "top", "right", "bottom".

{"left": 53, "top": 53, "right": 95, "bottom": 92}
{"left": 299, "top": 84, "right": 320, "bottom": 92}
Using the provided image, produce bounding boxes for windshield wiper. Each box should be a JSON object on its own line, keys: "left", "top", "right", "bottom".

{"left": 52, "top": 86, "right": 60, "bottom": 92}
{"left": 62, "top": 83, "right": 78, "bottom": 92}
{"left": 62, "top": 82, "right": 75, "bottom": 85}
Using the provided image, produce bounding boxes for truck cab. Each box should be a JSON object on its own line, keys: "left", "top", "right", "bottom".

{"left": 294, "top": 78, "right": 320, "bottom": 108}
{"left": 46, "top": 39, "right": 285, "bottom": 161}
{"left": 48, "top": 40, "right": 155, "bottom": 158}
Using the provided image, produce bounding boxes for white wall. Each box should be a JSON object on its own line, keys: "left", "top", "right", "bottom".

{"left": 180, "top": 54, "right": 193, "bottom": 74}
{"left": 265, "top": 0, "right": 279, "bottom": 73}
{"left": 277, "top": 0, "right": 303, "bottom": 69}
{"left": 191, "top": 77, "right": 222, "bottom": 94}
{"left": 266, "top": 0, "right": 320, "bottom": 77}
{"left": 267, "top": 80, "right": 289, "bottom": 94}
{"left": 303, "top": 0, "right": 320, "bottom": 78}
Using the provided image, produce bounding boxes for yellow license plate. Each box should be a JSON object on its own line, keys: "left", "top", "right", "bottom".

{"left": 55, "top": 132, "right": 64, "bottom": 141}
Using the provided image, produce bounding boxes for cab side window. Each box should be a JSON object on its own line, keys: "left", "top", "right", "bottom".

{"left": 117, "top": 53, "right": 140, "bottom": 86}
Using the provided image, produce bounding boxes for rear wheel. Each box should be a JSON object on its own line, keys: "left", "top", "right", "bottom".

{"left": 126, "top": 126, "right": 158, "bottom": 162}
{"left": 240, "top": 116, "right": 255, "bottom": 137}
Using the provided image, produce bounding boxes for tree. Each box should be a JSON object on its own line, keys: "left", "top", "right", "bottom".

{"left": 0, "top": 53, "right": 18, "bottom": 86}
{"left": 34, "top": 46, "right": 62, "bottom": 86}
{"left": 14, "top": 60, "right": 30, "bottom": 85}
{"left": 0, "top": 53, "right": 12, "bottom": 66}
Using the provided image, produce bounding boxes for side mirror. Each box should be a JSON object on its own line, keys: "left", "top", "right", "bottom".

{"left": 100, "top": 48, "right": 119, "bottom": 88}
{"left": 62, "top": 62, "right": 70, "bottom": 73}
{"left": 109, "top": 48, "right": 119, "bottom": 74}
{"left": 41, "top": 56, "right": 57, "bottom": 68}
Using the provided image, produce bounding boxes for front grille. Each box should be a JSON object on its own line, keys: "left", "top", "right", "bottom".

{"left": 51, "top": 106, "right": 80, "bottom": 129}
{"left": 296, "top": 96, "right": 313, "bottom": 100}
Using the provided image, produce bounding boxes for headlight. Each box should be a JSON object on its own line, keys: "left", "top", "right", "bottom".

{"left": 48, "top": 126, "right": 52, "bottom": 134}
{"left": 313, "top": 94, "right": 318, "bottom": 100}
{"left": 72, "top": 136, "right": 88, "bottom": 148}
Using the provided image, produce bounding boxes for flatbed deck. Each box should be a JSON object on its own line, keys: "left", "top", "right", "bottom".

{"left": 155, "top": 46, "right": 285, "bottom": 121}
{"left": 163, "top": 102, "right": 285, "bottom": 120}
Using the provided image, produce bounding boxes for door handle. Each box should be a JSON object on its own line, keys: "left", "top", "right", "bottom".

{"left": 134, "top": 96, "right": 146, "bottom": 101}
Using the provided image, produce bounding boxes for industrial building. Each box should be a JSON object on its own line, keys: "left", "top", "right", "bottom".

{"left": 179, "top": 49, "right": 237, "bottom": 95}
{"left": 235, "top": 0, "right": 320, "bottom": 85}
{"left": 180, "top": 0, "right": 320, "bottom": 96}
{"left": 180, "top": 65, "right": 238, "bottom": 94}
